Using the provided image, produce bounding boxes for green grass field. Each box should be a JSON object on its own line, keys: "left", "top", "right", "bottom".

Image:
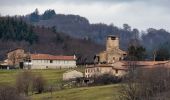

{"left": 0, "top": 68, "right": 121, "bottom": 100}
{"left": 32, "top": 84, "right": 120, "bottom": 100}
{"left": 0, "top": 67, "right": 84, "bottom": 85}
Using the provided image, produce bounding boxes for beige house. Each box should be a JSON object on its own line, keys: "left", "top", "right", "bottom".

{"left": 85, "top": 61, "right": 170, "bottom": 78}
{"left": 24, "top": 54, "right": 77, "bottom": 69}
{"left": 85, "top": 63, "right": 127, "bottom": 78}
{"left": 86, "top": 35, "right": 127, "bottom": 78}
{"left": 7, "top": 48, "right": 29, "bottom": 68}
{"left": 63, "top": 70, "right": 83, "bottom": 80}
{"left": 85, "top": 35, "right": 170, "bottom": 78}
{"left": 94, "top": 35, "right": 126, "bottom": 64}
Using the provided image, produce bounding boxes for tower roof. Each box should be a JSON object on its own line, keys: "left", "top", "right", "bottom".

{"left": 107, "top": 35, "right": 118, "bottom": 38}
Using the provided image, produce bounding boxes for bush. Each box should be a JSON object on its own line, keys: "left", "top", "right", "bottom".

{"left": 16, "top": 70, "right": 46, "bottom": 95}
{"left": 120, "top": 66, "right": 170, "bottom": 100}
{"left": 16, "top": 70, "right": 33, "bottom": 95}
{"left": 32, "top": 74, "right": 46, "bottom": 94}
{"left": 0, "top": 85, "right": 29, "bottom": 100}
{"left": 91, "top": 74, "right": 122, "bottom": 85}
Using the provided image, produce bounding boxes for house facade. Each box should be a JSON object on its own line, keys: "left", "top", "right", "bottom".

{"left": 85, "top": 61, "right": 170, "bottom": 78}
{"left": 94, "top": 35, "right": 126, "bottom": 64}
{"left": 24, "top": 54, "right": 77, "bottom": 69}
{"left": 63, "top": 70, "right": 83, "bottom": 80}
{"left": 7, "top": 48, "right": 28, "bottom": 68}
{"left": 85, "top": 63, "right": 127, "bottom": 78}
{"left": 85, "top": 35, "right": 170, "bottom": 78}
{"left": 86, "top": 35, "right": 127, "bottom": 78}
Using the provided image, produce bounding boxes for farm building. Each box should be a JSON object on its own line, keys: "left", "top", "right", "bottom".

{"left": 94, "top": 35, "right": 126, "bottom": 64}
{"left": 85, "top": 63, "right": 127, "bottom": 78}
{"left": 63, "top": 70, "right": 83, "bottom": 80}
{"left": 24, "top": 54, "right": 77, "bottom": 69}
{"left": 85, "top": 35, "right": 170, "bottom": 78}
{"left": 85, "top": 61, "right": 170, "bottom": 78}
{"left": 6, "top": 48, "right": 30, "bottom": 68}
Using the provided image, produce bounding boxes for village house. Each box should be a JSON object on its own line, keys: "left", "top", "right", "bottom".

{"left": 85, "top": 61, "right": 170, "bottom": 78}
{"left": 24, "top": 54, "right": 77, "bottom": 69}
{"left": 85, "top": 63, "right": 127, "bottom": 78}
{"left": 85, "top": 35, "right": 170, "bottom": 78}
{"left": 5, "top": 48, "right": 77, "bottom": 69}
{"left": 94, "top": 35, "right": 126, "bottom": 64}
{"left": 0, "top": 59, "right": 8, "bottom": 69}
{"left": 6, "top": 48, "right": 29, "bottom": 68}
{"left": 63, "top": 70, "right": 83, "bottom": 80}
{"left": 85, "top": 35, "right": 127, "bottom": 78}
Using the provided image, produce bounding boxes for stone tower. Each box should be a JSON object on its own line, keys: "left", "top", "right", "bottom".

{"left": 106, "top": 35, "right": 119, "bottom": 51}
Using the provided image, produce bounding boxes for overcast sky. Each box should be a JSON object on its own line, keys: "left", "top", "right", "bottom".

{"left": 0, "top": 0, "right": 170, "bottom": 31}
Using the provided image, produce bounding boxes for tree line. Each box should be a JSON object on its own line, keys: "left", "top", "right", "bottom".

{"left": 0, "top": 16, "right": 38, "bottom": 44}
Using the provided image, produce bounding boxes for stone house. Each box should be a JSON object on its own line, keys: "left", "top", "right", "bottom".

{"left": 85, "top": 63, "right": 127, "bottom": 78}
{"left": 85, "top": 35, "right": 170, "bottom": 78}
{"left": 7, "top": 48, "right": 28, "bottom": 68}
{"left": 94, "top": 35, "right": 126, "bottom": 64}
{"left": 63, "top": 70, "right": 83, "bottom": 80}
{"left": 85, "top": 35, "right": 127, "bottom": 78}
{"left": 85, "top": 61, "right": 170, "bottom": 78}
{"left": 24, "top": 54, "right": 77, "bottom": 69}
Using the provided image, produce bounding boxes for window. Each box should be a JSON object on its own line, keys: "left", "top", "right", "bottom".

{"left": 97, "top": 68, "right": 100, "bottom": 72}
{"left": 111, "top": 37, "right": 116, "bottom": 40}
{"left": 88, "top": 69, "right": 90, "bottom": 73}
{"left": 115, "top": 69, "right": 118, "bottom": 74}
{"left": 50, "top": 60, "right": 53, "bottom": 63}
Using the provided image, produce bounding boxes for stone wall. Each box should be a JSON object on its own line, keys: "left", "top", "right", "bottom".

{"left": 106, "top": 36, "right": 119, "bottom": 52}
{"left": 7, "top": 49, "right": 25, "bottom": 66}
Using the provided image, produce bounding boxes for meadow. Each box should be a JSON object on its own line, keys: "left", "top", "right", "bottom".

{"left": 32, "top": 84, "right": 120, "bottom": 100}
{"left": 0, "top": 67, "right": 84, "bottom": 85}
{"left": 0, "top": 68, "right": 121, "bottom": 100}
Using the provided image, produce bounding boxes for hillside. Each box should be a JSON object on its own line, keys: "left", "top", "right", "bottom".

{"left": 0, "top": 17, "right": 104, "bottom": 63}
{"left": 32, "top": 84, "right": 120, "bottom": 100}
{"left": 26, "top": 9, "right": 170, "bottom": 52}
{"left": 0, "top": 68, "right": 84, "bottom": 85}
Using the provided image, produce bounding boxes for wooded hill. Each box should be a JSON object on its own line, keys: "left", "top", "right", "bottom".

{"left": 0, "top": 17, "right": 104, "bottom": 63}
{"left": 1, "top": 9, "right": 170, "bottom": 61}
{"left": 25, "top": 9, "right": 170, "bottom": 54}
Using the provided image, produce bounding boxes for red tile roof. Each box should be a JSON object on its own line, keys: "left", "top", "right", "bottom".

{"left": 86, "top": 61, "right": 170, "bottom": 70}
{"left": 122, "top": 61, "right": 169, "bottom": 66}
{"left": 31, "top": 54, "right": 76, "bottom": 60}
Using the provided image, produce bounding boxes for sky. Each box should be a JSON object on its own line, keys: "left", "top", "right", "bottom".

{"left": 0, "top": 0, "right": 170, "bottom": 31}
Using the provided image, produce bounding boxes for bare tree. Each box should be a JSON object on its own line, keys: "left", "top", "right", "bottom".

{"left": 120, "top": 64, "right": 170, "bottom": 100}
{"left": 16, "top": 70, "right": 33, "bottom": 95}
{"left": 153, "top": 49, "right": 157, "bottom": 61}
{"left": 32, "top": 74, "right": 46, "bottom": 94}
{"left": 119, "top": 61, "right": 140, "bottom": 100}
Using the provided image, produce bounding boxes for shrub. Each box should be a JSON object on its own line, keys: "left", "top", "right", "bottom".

{"left": 16, "top": 70, "right": 33, "bottom": 95}
{"left": 16, "top": 70, "right": 46, "bottom": 95}
{"left": 120, "top": 65, "right": 170, "bottom": 100}
{"left": 91, "top": 74, "right": 122, "bottom": 85}
{"left": 0, "top": 85, "right": 29, "bottom": 100}
{"left": 32, "top": 74, "right": 46, "bottom": 94}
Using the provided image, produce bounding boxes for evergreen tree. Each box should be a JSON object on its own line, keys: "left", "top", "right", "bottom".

{"left": 127, "top": 45, "right": 146, "bottom": 61}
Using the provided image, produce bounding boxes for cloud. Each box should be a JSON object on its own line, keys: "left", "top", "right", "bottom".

{"left": 0, "top": 0, "right": 169, "bottom": 6}
{"left": 0, "top": 0, "right": 170, "bottom": 31}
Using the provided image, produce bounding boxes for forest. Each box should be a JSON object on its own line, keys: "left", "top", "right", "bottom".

{"left": 0, "top": 9, "right": 170, "bottom": 62}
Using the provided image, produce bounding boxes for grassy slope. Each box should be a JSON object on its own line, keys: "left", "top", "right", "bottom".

{"left": 0, "top": 67, "right": 84, "bottom": 85}
{"left": 0, "top": 68, "right": 121, "bottom": 100}
{"left": 32, "top": 84, "right": 120, "bottom": 100}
